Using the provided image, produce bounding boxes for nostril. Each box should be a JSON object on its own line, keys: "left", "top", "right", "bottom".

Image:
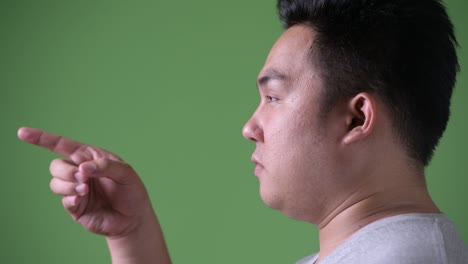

{"left": 248, "top": 136, "right": 257, "bottom": 142}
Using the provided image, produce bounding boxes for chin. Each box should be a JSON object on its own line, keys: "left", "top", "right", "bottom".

{"left": 259, "top": 184, "right": 283, "bottom": 210}
{"left": 259, "top": 185, "right": 317, "bottom": 222}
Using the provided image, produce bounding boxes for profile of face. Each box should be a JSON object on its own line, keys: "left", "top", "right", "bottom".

{"left": 242, "top": 25, "right": 352, "bottom": 223}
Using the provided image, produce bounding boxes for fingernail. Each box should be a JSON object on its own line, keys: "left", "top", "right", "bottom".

{"left": 83, "top": 163, "right": 97, "bottom": 173}
{"left": 75, "top": 183, "right": 87, "bottom": 196}
{"left": 74, "top": 172, "right": 84, "bottom": 182}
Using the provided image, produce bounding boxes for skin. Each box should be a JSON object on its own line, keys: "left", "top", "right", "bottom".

{"left": 242, "top": 24, "right": 440, "bottom": 262}
{"left": 16, "top": 127, "right": 171, "bottom": 264}
{"left": 18, "top": 24, "right": 440, "bottom": 263}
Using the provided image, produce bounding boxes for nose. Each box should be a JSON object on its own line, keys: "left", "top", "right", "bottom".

{"left": 242, "top": 112, "right": 263, "bottom": 143}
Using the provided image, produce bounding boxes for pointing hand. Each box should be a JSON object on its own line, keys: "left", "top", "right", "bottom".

{"left": 17, "top": 127, "right": 152, "bottom": 237}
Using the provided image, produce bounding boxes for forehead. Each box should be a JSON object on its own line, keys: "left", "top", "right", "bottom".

{"left": 260, "top": 24, "right": 315, "bottom": 77}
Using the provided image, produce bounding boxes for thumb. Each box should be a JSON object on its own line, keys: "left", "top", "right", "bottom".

{"left": 78, "top": 158, "right": 138, "bottom": 185}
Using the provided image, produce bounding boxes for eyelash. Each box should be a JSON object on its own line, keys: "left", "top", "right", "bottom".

{"left": 265, "top": 95, "right": 279, "bottom": 103}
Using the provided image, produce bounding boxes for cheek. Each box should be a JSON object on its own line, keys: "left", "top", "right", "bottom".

{"left": 261, "top": 126, "right": 330, "bottom": 219}
{"left": 266, "top": 105, "right": 322, "bottom": 155}
{"left": 263, "top": 105, "right": 325, "bottom": 183}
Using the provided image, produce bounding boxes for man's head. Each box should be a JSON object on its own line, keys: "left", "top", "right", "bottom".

{"left": 242, "top": 0, "right": 458, "bottom": 222}
{"left": 277, "top": 0, "right": 459, "bottom": 166}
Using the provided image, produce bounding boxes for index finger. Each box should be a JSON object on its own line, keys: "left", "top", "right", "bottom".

{"left": 17, "top": 127, "right": 85, "bottom": 158}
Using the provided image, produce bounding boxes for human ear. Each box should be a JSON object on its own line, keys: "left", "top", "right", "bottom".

{"left": 342, "top": 93, "right": 376, "bottom": 145}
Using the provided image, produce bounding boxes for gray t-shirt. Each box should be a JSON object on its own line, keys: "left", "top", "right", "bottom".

{"left": 296, "top": 213, "right": 468, "bottom": 264}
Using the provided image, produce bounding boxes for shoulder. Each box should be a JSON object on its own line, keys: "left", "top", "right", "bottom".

{"left": 300, "top": 214, "right": 468, "bottom": 264}
{"left": 350, "top": 213, "right": 468, "bottom": 263}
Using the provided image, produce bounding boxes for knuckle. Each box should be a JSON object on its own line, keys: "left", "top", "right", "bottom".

{"left": 109, "top": 153, "right": 123, "bottom": 162}
{"left": 85, "top": 145, "right": 107, "bottom": 160}
{"left": 70, "top": 145, "right": 95, "bottom": 164}
{"left": 62, "top": 196, "right": 73, "bottom": 208}
{"left": 83, "top": 158, "right": 103, "bottom": 172}
{"left": 94, "top": 157, "right": 112, "bottom": 170}
{"left": 49, "top": 178, "right": 58, "bottom": 192}
{"left": 85, "top": 145, "right": 97, "bottom": 156}
{"left": 49, "top": 158, "right": 62, "bottom": 174}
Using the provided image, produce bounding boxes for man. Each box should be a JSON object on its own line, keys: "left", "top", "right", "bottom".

{"left": 18, "top": 0, "right": 467, "bottom": 263}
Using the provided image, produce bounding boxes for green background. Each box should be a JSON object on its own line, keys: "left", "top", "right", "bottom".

{"left": 0, "top": 0, "right": 466, "bottom": 263}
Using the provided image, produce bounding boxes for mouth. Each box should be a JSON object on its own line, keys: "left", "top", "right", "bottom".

{"left": 251, "top": 155, "right": 264, "bottom": 176}
{"left": 254, "top": 163, "right": 264, "bottom": 176}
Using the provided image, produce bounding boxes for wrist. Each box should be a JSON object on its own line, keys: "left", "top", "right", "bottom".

{"left": 106, "top": 208, "right": 171, "bottom": 264}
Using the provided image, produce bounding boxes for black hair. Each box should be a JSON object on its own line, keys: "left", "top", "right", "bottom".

{"left": 278, "top": 0, "right": 459, "bottom": 166}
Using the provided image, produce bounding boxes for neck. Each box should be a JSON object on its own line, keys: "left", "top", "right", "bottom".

{"left": 315, "top": 171, "right": 439, "bottom": 263}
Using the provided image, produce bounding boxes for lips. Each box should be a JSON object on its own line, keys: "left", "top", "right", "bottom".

{"left": 251, "top": 155, "right": 264, "bottom": 176}
{"left": 254, "top": 163, "right": 264, "bottom": 176}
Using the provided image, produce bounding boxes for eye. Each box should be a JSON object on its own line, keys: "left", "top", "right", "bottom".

{"left": 265, "top": 95, "right": 279, "bottom": 103}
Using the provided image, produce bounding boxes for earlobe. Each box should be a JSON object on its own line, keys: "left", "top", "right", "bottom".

{"left": 343, "top": 93, "right": 376, "bottom": 145}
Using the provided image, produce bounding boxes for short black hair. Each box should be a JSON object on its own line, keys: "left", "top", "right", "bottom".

{"left": 278, "top": 0, "right": 459, "bottom": 166}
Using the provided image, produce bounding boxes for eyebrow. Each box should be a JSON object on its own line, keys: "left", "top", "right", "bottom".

{"left": 256, "top": 70, "right": 287, "bottom": 89}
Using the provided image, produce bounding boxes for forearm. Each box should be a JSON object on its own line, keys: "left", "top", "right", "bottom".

{"left": 106, "top": 209, "right": 171, "bottom": 264}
